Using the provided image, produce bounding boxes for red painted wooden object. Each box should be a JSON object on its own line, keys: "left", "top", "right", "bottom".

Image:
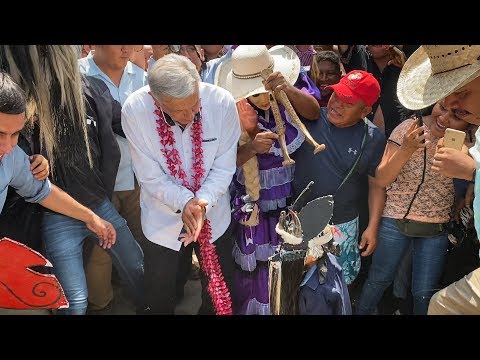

{"left": 0, "top": 237, "right": 68, "bottom": 309}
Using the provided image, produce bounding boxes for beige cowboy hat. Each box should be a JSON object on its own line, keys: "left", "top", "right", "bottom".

{"left": 397, "top": 45, "right": 480, "bottom": 110}
{"left": 215, "top": 45, "right": 300, "bottom": 101}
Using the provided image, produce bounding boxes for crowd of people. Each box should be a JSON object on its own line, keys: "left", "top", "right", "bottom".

{"left": 0, "top": 44, "right": 479, "bottom": 315}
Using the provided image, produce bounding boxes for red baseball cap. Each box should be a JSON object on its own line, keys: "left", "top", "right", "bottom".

{"left": 326, "top": 70, "right": 380, "bottom": 106}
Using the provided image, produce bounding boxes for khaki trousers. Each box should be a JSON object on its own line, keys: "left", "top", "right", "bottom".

{"left": 428, "top": 267, "right": 480, "bottom": 315}
{"left": 84, "top": 242, "right": 114, "bottom": 309}
{"left": 85, "top": 180, "right": 143, "bottom": 310}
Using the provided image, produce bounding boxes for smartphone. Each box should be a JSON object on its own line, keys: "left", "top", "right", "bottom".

{"left": 415, "top": 113, "right": 425, "bottom": 144}
{"left": 443, "top": 128, "right": 466, "bottom": 151}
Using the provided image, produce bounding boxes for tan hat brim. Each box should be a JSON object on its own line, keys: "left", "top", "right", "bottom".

{"left": 397, "top": 46, "right": 480, "bottom": 110}
{"left": 215, "top": 45, "right": 300, "bottom": 102}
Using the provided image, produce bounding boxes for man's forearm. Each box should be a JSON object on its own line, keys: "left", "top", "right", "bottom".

{"left": 39, "top": 184, "right": 95, "bottom": 223}
{"left": 367, "top": 176, "right": 386, "bottom": 230}
{"left": 237, "top": 142, "right": 257, "bottom": 167}
{"left": 283, "top": 86, "right": 320, "bottom": 120}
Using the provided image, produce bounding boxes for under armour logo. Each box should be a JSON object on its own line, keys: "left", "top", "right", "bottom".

{"left": 348, "top": 148, "right": 357, "bottom": 155}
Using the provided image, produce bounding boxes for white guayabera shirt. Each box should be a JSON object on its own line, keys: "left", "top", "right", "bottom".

{"left": 122, "top": 82, "right": 241, "bottom": 251}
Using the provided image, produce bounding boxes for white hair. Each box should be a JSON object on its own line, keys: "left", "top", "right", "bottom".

{"left": 148, "top": 53, "right": 200, "bottom": 100}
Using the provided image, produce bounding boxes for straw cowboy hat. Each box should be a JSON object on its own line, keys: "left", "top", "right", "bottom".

{"left": 215, "top": 45, "right": 300, "bottom": 101}
{"left": 397, "top": 45, "right": 480, "bottom": 110}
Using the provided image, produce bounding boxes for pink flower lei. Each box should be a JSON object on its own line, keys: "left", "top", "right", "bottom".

{"left": 153, "top": 98, "right": 233, "bottom": 315}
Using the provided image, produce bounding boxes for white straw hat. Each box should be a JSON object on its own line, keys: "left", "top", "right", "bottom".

{"left": 215, "top": 45, "right": 300, "bottom": 101}
{"left": 397, "top": 45, "right": 480, "bottom": 110}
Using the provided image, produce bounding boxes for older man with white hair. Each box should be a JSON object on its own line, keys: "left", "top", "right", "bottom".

{"left": 122, "top": 53, "right": 241, "bottom": 314}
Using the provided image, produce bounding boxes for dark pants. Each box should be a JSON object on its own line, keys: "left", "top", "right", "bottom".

{"left": 142, "top": 221, "right": 234, "bottom": 315}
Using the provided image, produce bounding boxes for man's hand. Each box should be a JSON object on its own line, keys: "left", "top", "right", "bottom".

{"left": 263, "top": 71, "right": 290, "bottom": 93}
{"left": 236, "top": 98, "right": 258, "bottom": 133}
{"left": 436, "top": 138, "right": 469, "bottom": 155}
{"left": 181, "top": 198, "right": 208, "bottom": 246}
{"left": 182, "top": 198, "right": 199, "bottom": 238}
{"left": 432, "top": 145, "right": 476, "bottom": 180}
{"left": 359, "top": 225, "right": 378, "bottom": 257}
{"left": 251, "top": 131, "right": 278, "bottom": 154}
{"left": 29, "top": 154, "right": 50, "bottom": 180}
{"left": 236, "top": 131, "right": 278, "bottom": 167}
{"left": 85, "top": 215, "right": 117, "bottom": 249}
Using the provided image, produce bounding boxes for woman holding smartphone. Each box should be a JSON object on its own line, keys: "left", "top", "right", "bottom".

{"left": 355, "top": 100, "right": 474, "bottom": 315}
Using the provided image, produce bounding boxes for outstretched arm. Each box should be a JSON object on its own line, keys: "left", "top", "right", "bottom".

{"left": 39, "top": 185, "right": 116, "bottom": 248}
{"left": 264, "top": 71, "right": 320, "bottom": 120}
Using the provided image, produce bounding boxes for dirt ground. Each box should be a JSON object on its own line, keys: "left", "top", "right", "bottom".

{"left": 0, "top": 273, "right": 202, "bottom": 316}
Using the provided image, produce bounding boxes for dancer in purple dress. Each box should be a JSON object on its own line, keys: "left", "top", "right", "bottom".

{"left": 215, "top": 45, "right": 321, "bottom": 314}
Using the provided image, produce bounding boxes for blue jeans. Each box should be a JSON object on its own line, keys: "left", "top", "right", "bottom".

{"left": 356, "top": 217, "right": 448, "bottom": 315}
{"left": 393, "top": 242, "right": 412, "bottom": 299}
{"left": 42, "top": 198, "right": 144, "bottom": 315}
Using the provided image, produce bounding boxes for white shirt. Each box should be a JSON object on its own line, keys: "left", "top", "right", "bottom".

{"left": 78, "top": 57, "right": 148, "bottom": 191}
{"left": 121, "top": 82, "right": 241, "bottom": 251}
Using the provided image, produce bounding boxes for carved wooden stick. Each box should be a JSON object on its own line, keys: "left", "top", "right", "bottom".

{"left": 261, "top": 69, "right": 326, "bottom": 158}
{"left": 269, "top": 92, "right": 295, "bottom": 166}
{"left": 260, "top": 69, "right": 295, "bottom": 166}
{"left": 276, "top": 91, "right": 326, "bottom": 154}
